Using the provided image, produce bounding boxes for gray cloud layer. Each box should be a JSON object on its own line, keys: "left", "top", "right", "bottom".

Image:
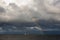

{"left": 0, "top": 0, "right": 60, "bottom": 23}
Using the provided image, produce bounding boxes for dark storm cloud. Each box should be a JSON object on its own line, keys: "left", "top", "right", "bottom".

{"left": 0, "top": 6, "right": 6, "bottom": 13}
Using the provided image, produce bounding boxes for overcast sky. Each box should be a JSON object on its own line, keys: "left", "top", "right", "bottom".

{"left": 0, "top": 0, "right": 60, "bottom": 22}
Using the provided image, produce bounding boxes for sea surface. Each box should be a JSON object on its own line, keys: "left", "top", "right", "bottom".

{"left": 0, "top": 20, "right": 60, "bottom": 34}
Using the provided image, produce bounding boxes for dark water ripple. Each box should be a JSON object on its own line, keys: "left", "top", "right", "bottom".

{"left": 0, "top": 20, "right": 60, "bottom": 34}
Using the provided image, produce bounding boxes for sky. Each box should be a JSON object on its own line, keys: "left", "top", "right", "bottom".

{"left": 0, "top": 0, "right": 60, "bottom": 23}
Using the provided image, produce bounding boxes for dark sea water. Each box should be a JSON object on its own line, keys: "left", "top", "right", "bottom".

{"left": 0, "top": 20, "right": 60, "bottom": 34}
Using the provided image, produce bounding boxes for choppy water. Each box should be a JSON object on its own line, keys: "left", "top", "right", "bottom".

{"left": 0, "top": 20, "right": 60, "bottom": 34}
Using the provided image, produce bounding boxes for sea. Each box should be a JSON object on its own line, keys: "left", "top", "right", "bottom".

{"left": 0, "top": 20, "right": 60, "bottom": 35}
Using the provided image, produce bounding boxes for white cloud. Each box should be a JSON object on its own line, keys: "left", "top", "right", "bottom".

{"left": 0, "top": 0, "right": 60, "bottom": 23}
